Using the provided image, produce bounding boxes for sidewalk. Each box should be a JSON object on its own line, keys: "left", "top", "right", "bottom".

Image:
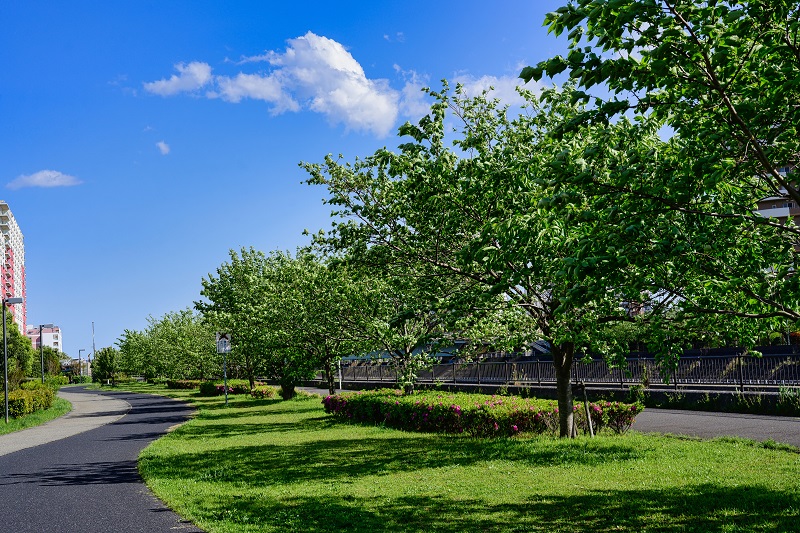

{"left": 0, "top": 388, "right": 130, "bottom": 457}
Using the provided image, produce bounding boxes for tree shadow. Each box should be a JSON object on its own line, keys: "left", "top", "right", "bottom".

{"left": 181, "top": 484, "right": 800, "bottom": 532}
{"left": 1, "top": 460, "right": 141, "bottom": 486}
{"left": 140, "top": 435, "right": 645, "bottom": 487}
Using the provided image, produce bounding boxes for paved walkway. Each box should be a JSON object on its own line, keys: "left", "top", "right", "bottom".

{"left": 0, "top": 386, "right": 201, "bottom": 533}
{"left": 0, "top": 388, "right": 130, "bottom": 456}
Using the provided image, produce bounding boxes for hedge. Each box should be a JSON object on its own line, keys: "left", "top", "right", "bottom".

{"left": 198, "top": 379, "right": 255, "bottom": 396}
{"left": 323, "top": 389, "right": 644, "bottom": 437}
{"left": 8, "top": 386, "right": 55, "bottom": 418}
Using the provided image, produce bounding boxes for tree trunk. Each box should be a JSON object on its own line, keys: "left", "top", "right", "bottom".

{"left": 325, "top": 360, "right": 336, "bottom": 395}
{"left": 280, "top": 379, "right": 296, "bottom": 400}
{"left": 553, "top": 342, "right": 576, "bottom": 438}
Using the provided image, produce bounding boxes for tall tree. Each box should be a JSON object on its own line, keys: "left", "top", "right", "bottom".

{"left": 197, "top": 248, "right": 275, "bottom": 389}
{"left": 305, "top": 83, "right": 664, "bottom": 436}
{"left": 521, "top": 0, "right": 800, "bottom": 329}
{"left": 3, "top": 313, "right": 34, "bottom": 389}
{"left": 92, "top": 346, "right": 120, "bottom": 383}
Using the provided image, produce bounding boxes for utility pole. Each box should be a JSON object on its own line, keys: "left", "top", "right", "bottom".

{"left": 91, "top": 321, "right": 96, "bottom": 377}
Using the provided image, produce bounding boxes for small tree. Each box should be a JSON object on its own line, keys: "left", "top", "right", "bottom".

{"left": 92, "top": 346, "right": 120, "bottom": 384}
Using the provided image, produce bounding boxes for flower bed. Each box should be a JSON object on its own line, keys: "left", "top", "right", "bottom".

{"left": 322, "top": 389, "right": 643, "bottom": 437}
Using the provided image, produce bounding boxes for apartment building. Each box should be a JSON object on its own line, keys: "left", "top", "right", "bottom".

{"left": 755, "top": 166, "right": 799, "bottom": 222}
{"left": 26, "top": 325, "right": 62, "bottom": 352}
{"left": 0, "top": 201, "right": 25, "bottom": 334}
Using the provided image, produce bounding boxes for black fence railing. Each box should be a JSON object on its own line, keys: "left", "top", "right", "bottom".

{"left": 326, "top": 351, "right": 800, "bottom": 389}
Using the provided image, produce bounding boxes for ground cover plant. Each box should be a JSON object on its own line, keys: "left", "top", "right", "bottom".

{"left": 323, "top": 389, "right": 643, "bottom": 437}
{"left": 117, "top": 382, "right": 800, "bottom": 533}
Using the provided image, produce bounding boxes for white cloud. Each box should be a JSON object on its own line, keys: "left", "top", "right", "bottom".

{"left": 394, "top": 65, "right": 431, "bottom": 121}
{"left": 452, "top": 74, "right": 534, "bottom": 106}
{"left": 259, "top": 32, "right": 399, "bottom": 136}
{"left": 212, "top": 73, "right": 299, "bottom": 112}
{"left": 7, "top": 170, "right": 82, "bottom": 190}
{"left": 144, "top": 32, "right": 400, "bottom": 137}
{"left": 156, "top": 141, "right": 170, "bottom": 155}
{"left": 143, "top": 62, "right": 213, "bottom": 96}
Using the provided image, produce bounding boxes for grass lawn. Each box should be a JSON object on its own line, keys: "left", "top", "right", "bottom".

{"left": 0, "top": 397, "right": 71, "bottom": 436}
{"left": 115, "top": 383, "right": 799, "bottom": 532}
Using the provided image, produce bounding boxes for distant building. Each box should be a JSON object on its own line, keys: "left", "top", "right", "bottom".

{"left": 755, "top": 166, "right": 798, "bottom": 222}
{"left": 0, "top": 201, "right": 25, "bottom": 334}
{"left": 26, "top": 325, "right": 62, "bottom": 353}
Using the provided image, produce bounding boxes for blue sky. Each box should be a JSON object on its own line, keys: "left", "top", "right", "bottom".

{"left": 1, "top": 1, "right": 569, "bottom": 356}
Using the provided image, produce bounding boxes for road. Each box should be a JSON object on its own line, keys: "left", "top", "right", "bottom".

{"left": 0, "top": 386, "right": 201, "bottom": 532}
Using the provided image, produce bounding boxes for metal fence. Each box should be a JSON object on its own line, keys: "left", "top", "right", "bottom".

{"left": 330, "top": 351, "right": 800, "bottom": 389}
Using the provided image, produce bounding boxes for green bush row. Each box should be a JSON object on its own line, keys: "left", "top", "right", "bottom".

{"left": 8, "top": 386, "right": 55, "bottom": 418}
{"left": 198, "top": 379, "right": 255, "bottom": 396}
{"left": 323, "top": 389, "right": 643, "bottom": 437}
{"left": 166, "top": 379, "right": 203, "bottom": 389}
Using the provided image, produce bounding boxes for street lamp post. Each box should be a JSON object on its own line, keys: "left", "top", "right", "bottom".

{"left": 78, "top": 349, "right": 86, "bottom": 378}
{"left": 3, "top": 296, "right": 24, "bottom": 423}
{"left": 38, "top": 323, "right": 54, "bottom": 384}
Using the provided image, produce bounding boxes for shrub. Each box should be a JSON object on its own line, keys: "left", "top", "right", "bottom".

{"left": 166, "top": 380, "right": 203, "bottom": 390}
{"left": 228, "top": 380, "right": 252, "bottom": 395}
{"left": 7, "top": 387, "right": 55, "bottom": 418}
{"left": 199, "top": 381, "right": 219, "bottom": 396}
{"left": 322, "top": 389, "right": 644, "bottom": 438}
{"left": 251, "top": 385, "right": 278, "bottom": 399}
{"left": 46, "top": 375, "right": 69, "bottom": 388}
{"left": 71, "top": 375, "right": 92, "bottom": 384}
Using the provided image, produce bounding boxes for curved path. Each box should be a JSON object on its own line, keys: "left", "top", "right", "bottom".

{"left": 0, "top": 386, "right": 201, "bottom": 532}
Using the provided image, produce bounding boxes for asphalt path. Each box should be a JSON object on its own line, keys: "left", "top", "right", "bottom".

{"left": 634, "top": 408, "right": 800, "bottom": 446}
{"left": 0, "top": 386, "right": 201, "bottom": 533}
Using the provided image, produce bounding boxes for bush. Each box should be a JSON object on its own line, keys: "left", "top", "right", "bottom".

{"left": 251, "top": 385, "right": 278, "bottom": 399}
{"left": 199, "top": 381, "right": 219, "bottom": 396}
{"left": 7, "top": 387, "right": 55, "bottom": 418}
{"left": 47, "top": 375, "right": 69, "bottom": 388}
{"left": 71, "top": 375, "right": 92, "bottom": 384}
{"left": 166, "top": 379, "right": 202, "bottom": 390}
{"left": 322, "top": 389, "right": 644, "bottom": 437}
{"left": 228, "top": 380, "right": 252, "bottom": 395}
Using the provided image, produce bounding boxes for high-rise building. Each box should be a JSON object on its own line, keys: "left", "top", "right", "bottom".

{"left": 26, "top": 325, "right": 62, "bottom": 352}
{"left": 0, "top": 201, "right": 26, "bottom": 334}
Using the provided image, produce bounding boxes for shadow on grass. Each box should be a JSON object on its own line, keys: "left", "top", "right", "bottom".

{"left": 186, "top": 483, "right": 799, "bottom": 533}
{"left": 141, "top": 433, "right": 645, "bottom": 487}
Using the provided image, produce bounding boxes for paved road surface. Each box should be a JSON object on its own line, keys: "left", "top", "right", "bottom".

{"left": 634, "top": 408, "right": 800, "bottom": 446}
{"left": 0, "top": 386, "right": 201, "bottom": 532}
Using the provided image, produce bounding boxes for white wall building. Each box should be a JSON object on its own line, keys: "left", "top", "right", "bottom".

{"left": 26, "top": 325, "right": 63, "bottom": 353}
{"left": 0, "top": 201, "right": 26, "bottom": 334}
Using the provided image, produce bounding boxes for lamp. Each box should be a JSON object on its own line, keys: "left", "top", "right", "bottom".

{"left": 38, "top": 323, "right": 54, "bottom": 384}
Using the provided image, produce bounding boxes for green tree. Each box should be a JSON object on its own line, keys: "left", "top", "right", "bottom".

{"left": 305, "top": 83, "right": 663, "bottom": 435}
{"left": 197, "top": 248, "right": 314, "bottom": 393}
{"left": 92, "top": 346, "right": 120, "bottom": 383}
{"left": 521, "top": 0, "right": 800, "bottom": 328}
{"left": 3, "top": 313, "right": 34, "bottom": 389}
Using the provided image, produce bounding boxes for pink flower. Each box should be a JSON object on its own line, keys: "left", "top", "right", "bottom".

{"left": 512, "top": 425, "right": 519, "bottom": 432}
